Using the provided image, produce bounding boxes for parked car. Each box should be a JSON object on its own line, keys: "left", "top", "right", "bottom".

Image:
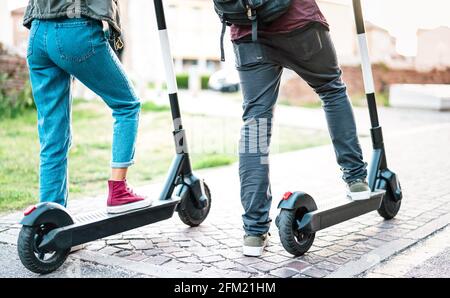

{"left": 208, "top": 69, "right": 240, "bottom": 93}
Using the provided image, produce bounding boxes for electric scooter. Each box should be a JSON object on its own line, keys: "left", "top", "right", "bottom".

{"left": 17, "top": 0, "right": 211, "bottom": 274}
{"left": 275, "top": 0, "right": 403, "bottom": 256}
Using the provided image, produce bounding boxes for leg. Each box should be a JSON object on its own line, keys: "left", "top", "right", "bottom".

{"left": 234, "top": 42, "right": 283, "bottom": 236}
{"left": 47, "top": 19, "right": 140, "bottom": 173}
{"left": 111, "top": 168, "right": 128, "bottom": 181}
{"left": 27, "top": 22, "right": 72, "bottom": 206}
{"left": 286, "top": 25, "right": 367, "bottom": 183}
{"left": 45, "top": 18, "right": 150, "bottom": 213}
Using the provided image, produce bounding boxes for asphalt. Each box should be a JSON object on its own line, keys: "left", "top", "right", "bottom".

{"left": 362, "top": 226, "right": 450, "bottom": 278}
{"left": 404, "top": 248, "right": 450, "bottom": 278}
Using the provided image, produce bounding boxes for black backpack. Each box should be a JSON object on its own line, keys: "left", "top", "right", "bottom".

{"left": 213, "top": 0, "right": 292, "bottom": 61}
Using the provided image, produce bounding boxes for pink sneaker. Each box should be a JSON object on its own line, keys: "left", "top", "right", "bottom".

{"left": 107, "top": 180, "right": 152, "bottom": 214}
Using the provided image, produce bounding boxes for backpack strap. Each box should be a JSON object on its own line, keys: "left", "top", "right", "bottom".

{"left": 220, "top": 20, "right": 227, "bottom": 62}
{"left": 247, "top": 7, "right": 258, "bottom": 42}
{"left": 251, "top": 19, "right": 258, "bottom": 42}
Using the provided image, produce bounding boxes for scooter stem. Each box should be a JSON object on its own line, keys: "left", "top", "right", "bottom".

{"left": 352, "top": 0, "right": 380, "bottom": 129}
{"left": 352, "top": 0, "right": 388, "bottom": 187}
{"left": 154, "top": 0, "right": 182, "bottom": 129}
{"left": 153, "top": 0, "right": 192, "bottom": 173}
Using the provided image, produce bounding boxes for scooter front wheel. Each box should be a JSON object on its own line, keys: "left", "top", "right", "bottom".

{"left": 178, "top": 183, "right": 211, "bottom": 227}
{"left": 377, "top": 180, "right": 402, "bottom": 220}
{"left": 277, "top": 208, "right": 315, "bottom": 256}
{"left": 18, "top": 223, "right": 70, "bottom": 274}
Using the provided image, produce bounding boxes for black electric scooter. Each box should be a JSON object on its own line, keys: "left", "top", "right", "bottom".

{"left": 275, "top": 0, "right": 403, "bottom": 256}
{"left": 17, "top": 0, "right": 211, "bottom": 274}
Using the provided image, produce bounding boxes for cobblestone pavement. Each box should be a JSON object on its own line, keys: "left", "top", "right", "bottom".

{"left": 1, "top": 118, "right": 449, "bottom": 278}
{"left": 0, "top": 243, "right": 150, "bottom": 278}
{"left": 362, "top": 226, "right": 450, "bottom": 278}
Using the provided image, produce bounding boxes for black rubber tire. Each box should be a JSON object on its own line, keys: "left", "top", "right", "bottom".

{"left": 277, "top": 209, "right": 315, "bottom": 256}
{"left": 17, "top": 225, "right": 70, "bottom": 274}
{"left": 377, "top": 181, "right": 402, "bottom": 220}
{"left": 178, "top": 183, "right": 211, "bottom": 227}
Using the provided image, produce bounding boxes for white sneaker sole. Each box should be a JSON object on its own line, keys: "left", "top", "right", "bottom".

{"left": 243, "top": 245, "right": 265, "bottom": 257}
{"left": 107, "top": 199, "right": 153, "bottom": 214}
{"left": 347, "top": 190, "right": 371, "bottom": 201}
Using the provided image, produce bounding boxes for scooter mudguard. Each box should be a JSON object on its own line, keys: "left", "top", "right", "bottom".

{"left": 20, "top": 202, "right": 73, "bottom": 227}
{"left": 277, "top": 191, "right": 318, "bottom": 212}
{"left": 378, "top": 169, "right": 402, "bottom": 202}
{"left": 181, "top": 174, "right": 209, "bottom": 209}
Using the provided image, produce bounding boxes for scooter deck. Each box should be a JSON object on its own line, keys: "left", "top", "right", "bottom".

{"left": 298, "top": 190, "right": 385, "bottom": 234}
{"left": 39, "top": 198, "right": 180, "bottom": 251}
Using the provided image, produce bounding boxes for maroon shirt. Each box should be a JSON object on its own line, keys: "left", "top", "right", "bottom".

{"left": 230, "top": 0, "right": 329, "bottom": 40}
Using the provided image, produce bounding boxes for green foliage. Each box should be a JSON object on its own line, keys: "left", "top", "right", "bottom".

{"left": 192, "top": 154, "right": 236, "bottom": 170}
{"left": 201, "top": 75, "right": 211, "bottom": 90}
{"left": 148, "top": 81, "right": 167, "bottom": 90}
{"left": 0, "top": 74, "right": 35, "bottom": 119}
{"left": 351, "top": 92, "right": 390, "bottom": 107}
{"left": 176, "top": 73, "right": 189, "bottom": 89}
{"left": 279, "top": 97, "right": 322, "bottom": 108}
{"left": 377, "top": 91, "right": 390, "bottom": 107}
{"left": 141, "top": 101, "right": 170, "bottom": 112}
{"left": 151, "top": 74, "right": 209, "bottom": 90}
{"left": 375, "top": 62, "right": 390, "bottom": 72}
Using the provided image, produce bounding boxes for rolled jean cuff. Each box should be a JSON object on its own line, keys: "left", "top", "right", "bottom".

{"left": 111, "top": 160, "right": 135, "bottom": 168}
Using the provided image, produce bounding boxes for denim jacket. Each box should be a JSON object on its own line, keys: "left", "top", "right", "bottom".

{"left": 23, "top": 0, "right": 123, "bottom": 49}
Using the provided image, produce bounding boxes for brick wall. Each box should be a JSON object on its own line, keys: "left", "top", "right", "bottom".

{"left": 0, "top": 43, "right": 28, "bottom": 95}
{"left": 280, "top": 65, "right": 450, "bottom": 105}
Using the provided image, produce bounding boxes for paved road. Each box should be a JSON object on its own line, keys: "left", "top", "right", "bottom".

{"left": 363, "top": 227, "right": 450, "bottom": 278}
{"left": 0, "top": 242, "right": 149, "bottom": 278}
{"left": 406, "top": 248, "right": 450, "bottom": 278}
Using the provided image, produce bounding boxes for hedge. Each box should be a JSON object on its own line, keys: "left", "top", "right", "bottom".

{"left": 0, "top": 74, "right": 35, "bottom": 119}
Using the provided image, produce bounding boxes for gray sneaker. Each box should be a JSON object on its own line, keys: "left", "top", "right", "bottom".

{"left": 347, "top": 179, "right": 371, "bottom": 201}
{"left": 243, "top": 233, "right": 270, "bottom": 257}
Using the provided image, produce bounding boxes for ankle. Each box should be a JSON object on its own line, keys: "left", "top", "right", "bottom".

{"left": 109, "top": 178, "right": 126, "bottom": 182}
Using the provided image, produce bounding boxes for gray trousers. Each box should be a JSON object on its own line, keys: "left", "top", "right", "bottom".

{"left": 233, "top": 23, "right": 367, "bottom": 236}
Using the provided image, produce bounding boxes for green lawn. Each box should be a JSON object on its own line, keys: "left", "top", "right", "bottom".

{"left": 0, "top": 99, "right": 330, "bottom": 212}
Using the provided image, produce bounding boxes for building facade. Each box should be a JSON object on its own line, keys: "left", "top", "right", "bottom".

{"left": 416, "top": 26, "right": 450, "bottom": 71}
{"left": 2, "top": 0, "right": 448, "bottom": 83}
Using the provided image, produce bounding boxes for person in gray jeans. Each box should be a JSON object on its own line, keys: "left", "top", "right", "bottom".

{"left": 231, "top": 0, "right": 370, "bottom": 257}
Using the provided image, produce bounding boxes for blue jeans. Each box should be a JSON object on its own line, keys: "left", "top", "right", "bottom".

{"left": 27, "top": 18, "right": 140, "bottom": 206}
{"left": 234, "top": 24, "right": 368, "bottom": 236}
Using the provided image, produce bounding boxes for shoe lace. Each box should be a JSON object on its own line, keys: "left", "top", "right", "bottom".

{"left": 126, "top": 185, "right": 136, "bottom": 196}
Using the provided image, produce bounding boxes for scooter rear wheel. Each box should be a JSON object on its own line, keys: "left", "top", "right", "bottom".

{"left": 178, "top": 183, "right": 211, "bottom": 227}
{"left": 18, "top": 223, "right": 70, "bottom": 274}
{"left": 377, "top": 180, "right": 402, "bottom": 220}
{"left": 277, "top": 208, "right": 315, "bottom": 256}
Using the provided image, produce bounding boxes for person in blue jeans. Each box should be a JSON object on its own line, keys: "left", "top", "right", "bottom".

{"left": 24, "top": 1, "right": 151, "bottom": 214}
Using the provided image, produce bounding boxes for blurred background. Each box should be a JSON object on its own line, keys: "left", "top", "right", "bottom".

{"left": 2, "top": 0, "right": 450, "bottom": 103}
{"left": 0, "top": 0, "right": 449, "bottom": 211}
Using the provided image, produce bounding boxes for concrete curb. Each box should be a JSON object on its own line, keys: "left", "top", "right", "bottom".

{"left": 327, "top": 212, "right": 450, "bottom": 278}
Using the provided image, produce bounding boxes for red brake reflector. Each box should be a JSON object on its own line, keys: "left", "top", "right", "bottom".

{"left": 282, "top": 192, "right": 293, "bottom": 200}
{"left": 24, "top": 205, "right": 37, "bottom": 216}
